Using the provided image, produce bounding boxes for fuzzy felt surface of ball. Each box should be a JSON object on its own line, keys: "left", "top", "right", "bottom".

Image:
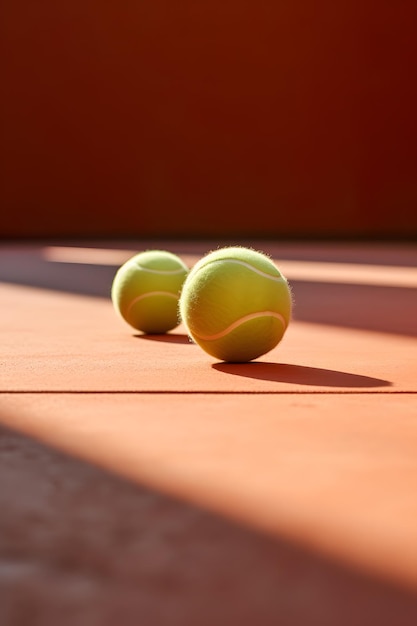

{"left": 179, "top": 246, "right": 292, "bottom": 362}
{"left": 111, "top": 250, "right": 189, "bottom": 333}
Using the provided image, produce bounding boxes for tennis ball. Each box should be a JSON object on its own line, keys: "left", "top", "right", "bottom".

{"left": 179, "top": 246, "right": 292, "bottom": 362}
{"left": 111, "top": 250, "right": 189, "bottom": 333}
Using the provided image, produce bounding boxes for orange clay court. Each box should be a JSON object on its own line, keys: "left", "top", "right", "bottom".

{"left": 1, "top": 2, "right": 417, "bottom": 625}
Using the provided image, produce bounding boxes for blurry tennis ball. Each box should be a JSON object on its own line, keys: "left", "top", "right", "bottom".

{"left": 179, "top": 246, "right": 292, "bottom": 362}
{"left": 111, "top": 250, "right": 189, "bottom": 333}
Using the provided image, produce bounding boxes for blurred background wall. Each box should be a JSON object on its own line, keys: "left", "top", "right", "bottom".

{"left": 1, "top": 1, "right": 416, "bottom": 239}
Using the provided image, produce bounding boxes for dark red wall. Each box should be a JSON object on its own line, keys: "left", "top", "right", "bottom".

{"left": 1, "top": 1, "right": 416, "bottom": 238}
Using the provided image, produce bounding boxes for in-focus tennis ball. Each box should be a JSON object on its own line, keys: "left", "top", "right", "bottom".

{"left": 111, "top": 250, "right": 189, "bottom": 333}
{"left": 179, "top": 246, "right": 292, "bottom": 362}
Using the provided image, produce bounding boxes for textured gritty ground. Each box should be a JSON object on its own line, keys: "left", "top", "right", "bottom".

{"left": 0, "top": 240, "right": 416, "bottom": 625}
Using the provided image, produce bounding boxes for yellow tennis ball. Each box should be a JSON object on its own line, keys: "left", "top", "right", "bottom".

{"left": 179, "top": 246, "right": 292, "bottom": 362}
{"left": 111, "top": 250, "right": 189, "bottom": 333}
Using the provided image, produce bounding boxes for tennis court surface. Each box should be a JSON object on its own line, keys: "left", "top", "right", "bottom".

{"left": 1, "top": 239, "right": 416, "bottom": 625}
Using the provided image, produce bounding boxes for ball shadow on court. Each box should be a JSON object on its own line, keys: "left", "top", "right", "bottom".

{"left": 213, "top": 362, "right": 391, "bottom": 389}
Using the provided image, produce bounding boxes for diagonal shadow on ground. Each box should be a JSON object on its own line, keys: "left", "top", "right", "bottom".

{"left": 0, "top": 417, "right": 416, "bottom": 626}
{"left": 0, "top": 243, "right": 416, "bottom": 336}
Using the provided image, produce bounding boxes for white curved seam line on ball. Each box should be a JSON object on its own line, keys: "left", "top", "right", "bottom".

{"left": 133, "top": 264, "right": 186, "bottom": 275}
{"left": 191, "top": 311, "right": 287, "bottom": 341}
{"left": 127, "top": 291, "right": 179, "bottom": 314}
{"left": 198, "top": 258, "right": 287, "bottom": 282}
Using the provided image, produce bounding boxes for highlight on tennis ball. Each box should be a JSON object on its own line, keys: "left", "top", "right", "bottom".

{"left": 111, "top": 250, "right": 189, "bottom": 334}
{"left": 179, "top": 246, "right": 292, "bottom": 362}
